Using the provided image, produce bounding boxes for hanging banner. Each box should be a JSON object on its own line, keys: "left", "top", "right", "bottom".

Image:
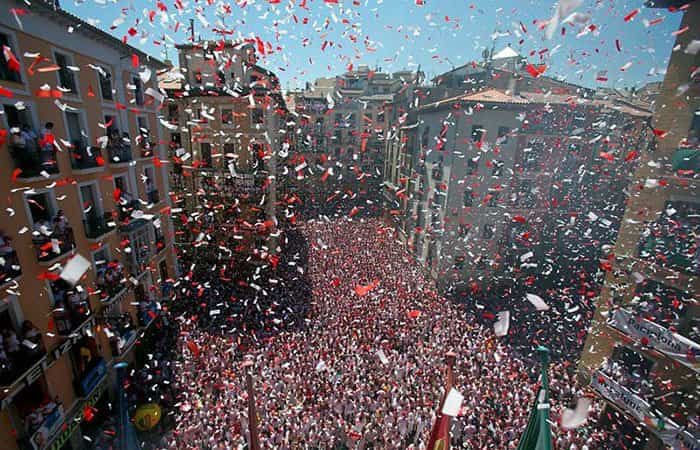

{"left": 609, "top": 309, "right": 700, "bottom": 371}
{"left": 592, "top": 370, "right": 699, "bottom": 449}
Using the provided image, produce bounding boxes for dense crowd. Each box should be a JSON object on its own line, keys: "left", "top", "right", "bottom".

{"left": 148, "top": 218, "right": 634, "bottom": 450}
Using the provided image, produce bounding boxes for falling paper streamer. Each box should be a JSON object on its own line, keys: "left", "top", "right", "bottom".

{"left": 545, "top": 0, "right": 583, "bottom": 40}
{"left": 494, "top": 311, "right": 510, "bottom": 337}
{"left": 376, "top": 349, "right": 389, "bottom": 365}
{"left": 561, "top": 397, "right": 593, "bottom": 429}
{"left": 441, "top": 388, "right": 464, "bottom": 417}
{"left": 525, "top": 293, "right": 550, "bottom": 311}
{"left": 60, "top": 254, "right": 90, "bottom": 285}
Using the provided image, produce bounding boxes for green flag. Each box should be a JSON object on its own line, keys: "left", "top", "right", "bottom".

{"left": 516, "top": 346, "right": 553, "bottom": 450}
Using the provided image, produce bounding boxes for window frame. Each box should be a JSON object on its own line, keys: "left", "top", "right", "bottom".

{"left": 52, "top": 49, "right": 80, "bottom": 99}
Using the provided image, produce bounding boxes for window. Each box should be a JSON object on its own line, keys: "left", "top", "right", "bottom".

{"left": 334, "top": 129, "right": 343, "bottom": 144}
{"left": 497, "top": 126, "right": 510, "bottom": 144}
{"left": 492, "top": 160, "right": 504, "bottom": 177}
{"left": 222, "top": 108, "right": 234, "bottom": 125}
{"left": 98, "top": 67, "right": 113, "bottom": 100}
{"left": 79, "top": 183, "right": 102, "bottom": 218}
{"left": 104, "top": 114, "right": 118, "bottom": 136}
{"left": 463, "top": 188, "right": 473, "bottom": 207}
{"left": 252, "top": 108, "right": 264, "bottom": 125}
{"left": 0, "top": 32, "right": 21, "bottom": 83}
{"left": 482, "top": 223, "right": 494, "bottom": 239}
{"left": 334, "top": 113, "right": 343, "bottom": 126}
{"left": 467, "top": 156, "right": 479, "bottom": 175}
{"left": 132, "top": 76, "right": 144, "bottom": 106}
{"left": 200, "top": 142, "right": 212, "bottom": 167}
{"left": 377, "top": 112, "right": 385, "bottom": 123}
{"left": 55, "top": 52, "right": 77, "bottom": 94}
{"left": 26, "top": 191, "right": 56, "bottom": 226}
{"left": 137, "top": 116, "right": 149, "bottom": 135}
{"left": 421, "top": 126, "right": 430, "bottom": 148}
{"left": 471, "top": 125, "right": 484, "bottom": 143}
{"left": 454, "top": 255, "right": 465, "bottom": 271}
{"left": 167, "top": 104, "right": 179, "bottom": 122}
{"left": 65, "top": 111, "right": 86, "bottom": 148}
{"left": 92, "top": 246, "right": 109, "bottom": 272}
{"left": 2, "top": 103, "right": 33, "bottom": 129}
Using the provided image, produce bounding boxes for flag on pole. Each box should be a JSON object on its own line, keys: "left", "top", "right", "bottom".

{"left": 516, "top": 346, "right": 553, "bottom": 450}
{"left": 425, "top": 352, "right": 457, "bottom": 450}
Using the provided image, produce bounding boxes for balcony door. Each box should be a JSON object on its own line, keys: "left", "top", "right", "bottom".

{"left": 65, "top": 111, "right": 86, "bottom": 149}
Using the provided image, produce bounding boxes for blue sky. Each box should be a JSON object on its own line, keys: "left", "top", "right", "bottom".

{"left": 63, "top": 0, "right": 683, "bottom": 91}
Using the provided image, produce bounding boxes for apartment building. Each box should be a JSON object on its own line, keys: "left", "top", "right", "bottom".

{"left": 289, "top": 67, "right": 420, "bottom": 215}
{"left": 0, "top": 1, "right": 177, "bottom": 449}
{"left": 384, "top": 56, "right": 652, "bottom": 291}
{"left": 160, "top": 40, "right": 288, "bottom": 257}
{"left": 579, "top": 2, "right": 699, "bottom": 448}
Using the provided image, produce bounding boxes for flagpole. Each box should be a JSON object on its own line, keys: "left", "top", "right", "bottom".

{"left": 425, "top": 351, "right": 457, "bottom": 450}
{"left": 243, "top": 359, "right": 261, "bottom": 450}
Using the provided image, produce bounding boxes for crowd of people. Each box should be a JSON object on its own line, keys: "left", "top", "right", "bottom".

{"left": 147, "top": 218, "right": 634, "bottom": 449}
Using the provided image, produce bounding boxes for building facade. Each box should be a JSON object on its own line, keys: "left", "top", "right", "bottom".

{"left": 160, "top": 40, "right": 288, "bottom": 260}
{"left": 579, "top": 2, "right": 699, "bottom": 448}
{"left": 289, "top": 67, "right": 420, "bottom": 217}
{"left": 0, "top": 1, "right": 177, "bottom": 448}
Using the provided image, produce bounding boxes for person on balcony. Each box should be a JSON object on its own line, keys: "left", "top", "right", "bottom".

{"left": 39, "top": 122, "right": 55, "bottom": 169}
{"left": 4, "top": 328, "right": 20, "bottom": 361}
{"left": 53, "top": 210, "right": 69, "bottom": 238}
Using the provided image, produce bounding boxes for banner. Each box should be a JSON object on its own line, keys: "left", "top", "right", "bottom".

{"left": 609, "top": 309, "right": 700, "bottom": 371}
{"left": 591, "top": 370, "right": 699, "bottom": 449}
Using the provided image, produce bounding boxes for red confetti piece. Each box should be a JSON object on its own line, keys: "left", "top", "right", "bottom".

{"left": 131, "top": 53, "right": 139, "bottom": 68}
{"left": 11, "top": 168, "right": 21, "bottom": 182}
{"left": 623, "top": 9, "right": 639, "bottom": 22}
{"left": 0, "top": 86, "right": 13, "bottom": 98}
{"left": 652, "top": 129, "right": 667, "bottom": 138}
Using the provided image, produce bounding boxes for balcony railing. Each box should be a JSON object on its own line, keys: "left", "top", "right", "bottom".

{"left": 9, "top": 142, "right": 59, "bottom": 178}
{"left": 52, "top": 302, "right": 91, "bottom": 336}
{"left": 70, "top": 141, "right": 102, "bottom": 170}
{"left": 0, "top": 247, "right": 21, "bottom": 285}
{"left": 26, "top": 402, "right": 65, "bottom": 450}
{"left": 0, "top": 333, "right": 46, "bottom": 388}
{"left": 107, "top": 143, "right": 133, "bottom": 164}
{"left": 82, "top": 211, "right": 116, "bottom": 239}
{"left": 33, "top": 228, "right": 75, "bottom": 263}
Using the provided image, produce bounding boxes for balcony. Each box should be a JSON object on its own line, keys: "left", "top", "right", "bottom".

{"left": 591, "top": 369, "right": 698, "bottom": 448}
{"left": 0, "top": 240, "right": 21, "bottom": 286}
{"left": 33, "top": 228, "right": 75, "bottom": 263}
{"left": 671, "top": 147, "right": 699, "bottom": 177}
{"left": 609, "top": 308, "right": 699, "bottom": 370}
{"left": 50, "top": 280, "right": 92, "bottom": 336}
{"left": 105, "top": 313, "right": 137, "bottom": 357}
{"left": 0, "top": 324, "right": 46, "bottom": 388}
{"left": 8, "top": 141, "right": 59, "bottom": 178}
{"left": 147, "top": 189, "right": 160, "bottom": 205}
{"left": 70, "top": 141, "right": 103, "bottom": 171}
{"left": 96, "top": 261, "right": 126, "bottom": 304}
{"left": 107, "top": 143, "right": 133, "bottom": 164}
{"left": 82, "top": 211, "right": 116, "bottom": 240}
{"left": 638, "top": 202, "right": 700, "bottom": 276}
